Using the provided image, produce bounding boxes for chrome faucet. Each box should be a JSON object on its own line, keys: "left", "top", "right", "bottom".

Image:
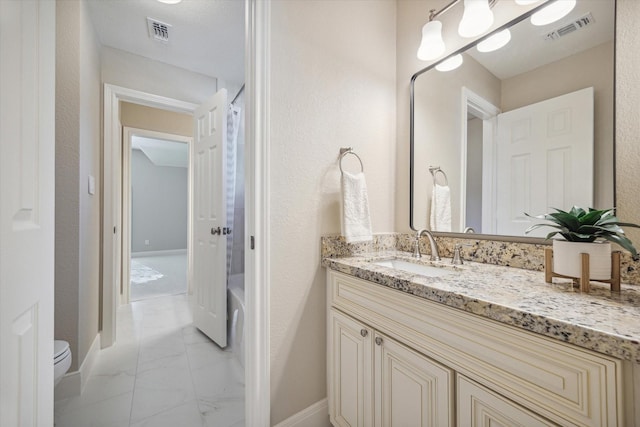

{"left": 413, "top": 229, "right": 441, "bottom": 261}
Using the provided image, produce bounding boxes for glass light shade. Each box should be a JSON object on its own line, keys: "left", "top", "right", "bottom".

{"left": 458, "top": 0, "right": 494, "bottom": 38}
{"left": 515, "top": 0, "right": 540, "bottom": 5}
{"left": 157, "top": 0, "right": 182, "bottom": 3}
{"left": 417, "top": 20, "right": 446, "bottom": 61}
{"left": 477, "top": 29, "right": 511, "bottom": 53}
{"left": 531, "top": 0, "right": 576, "bottom": 26}
{"left": 436, "top": 54, "right": 463, "bottom": 72}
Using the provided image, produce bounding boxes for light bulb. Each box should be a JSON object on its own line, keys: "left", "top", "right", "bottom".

{"left": 436, "top": 54, "right": 463, "bottom": 72}
{"left": 458, "top": 0, "right": 494, "bottom": 38}
{"left": 477, "top": 29, "right": 511, "bottom": 53}
{"left": 531, "top": 0, "right": 576, "bottom": 26}
{"left": 417, "top": 20, "right": 446, "bottom": 61}
{"left": 515, "top": 0, "right": 540, "bottom": 5}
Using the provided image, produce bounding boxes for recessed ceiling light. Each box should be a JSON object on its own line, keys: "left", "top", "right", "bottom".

{"left": 157, "top": 0, "right": 182, "bottom": 4}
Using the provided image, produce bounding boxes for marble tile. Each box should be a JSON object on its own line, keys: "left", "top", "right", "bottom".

{"left": 55, "top": 372, "right": 136, "bottom": 416}
{"left": 130, "top": 351, "right": 196, "bottom": 422}
{"left": 129, "top": 400, "right": 205, "bottom": 427}
{"left": 190, "top": 358, "right": 244, "bottom": 402}
{"left": 199, "top": 397, "right": 245, "bottom": 427}
{"left": 138, "top": 331, "right": 186, "bottom": 364}
{"left": 185, "top": 340, "right": 233, "bottom": 371}
{"left": 54, "top": 391, "right": 133, "bottom": 427}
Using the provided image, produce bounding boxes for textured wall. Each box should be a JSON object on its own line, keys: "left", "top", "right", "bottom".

{"left": 101, "top": 47, "right": 218, "bottom": 105}
{"left": 55, "top": 0, "right": 102, "bottom": 370}
{"left": 269, "top": 0, "right": 397, "bottom": 423}
{"left": 616, "top": 0, "right": 640, "bottom": 246}
{"left": 131, "top": 150, "right": 188, "bottom": 253}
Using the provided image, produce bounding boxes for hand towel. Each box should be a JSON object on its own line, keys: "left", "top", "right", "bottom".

{"left": 430, "top": 184, "right": 452, "bottom": 232}
{"left": 341, "top": 171, "right": 373, "bottom": 243}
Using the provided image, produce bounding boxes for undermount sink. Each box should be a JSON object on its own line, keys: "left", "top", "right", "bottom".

{"left": 372, "top": 259, "right": 454, "bottom": 278}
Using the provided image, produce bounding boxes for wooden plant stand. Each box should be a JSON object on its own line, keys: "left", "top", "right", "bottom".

{"left": 544, "top": 248, "right": 621, "bottom": 293}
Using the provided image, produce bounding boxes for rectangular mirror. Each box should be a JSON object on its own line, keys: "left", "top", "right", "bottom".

{"left": 410, "top": 0, "right": 615, "bottom": 239}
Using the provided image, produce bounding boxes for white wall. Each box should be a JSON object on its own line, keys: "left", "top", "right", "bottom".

{"left": 268, "top": 0, "right": 397, "bottom": 423}
{"left": 55, "top": 0, "right": 102, "bottom": 370}
{"left": 131, "top": 150, "right": 188, "bottom": 253}
{"left": 101, "top": 46, "right": 218, "bottom": 105}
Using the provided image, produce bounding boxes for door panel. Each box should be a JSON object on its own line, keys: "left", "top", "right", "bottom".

{"left": 375, "top": 333, "right": 454, "bottom": 427}
{"left": 329, "top": 309, "right": 373, "bottom": 427}
{"left": 457, "top": 376, "right": 555, "bottom": 427}
{"left": 192, "top": 90, "right": 228, "bottom": 347}
{"left": 0, "top": 0, "right": 56, "bottom": 425}
{"left": 495, "top": 87, "right": 594, "bottom": 236}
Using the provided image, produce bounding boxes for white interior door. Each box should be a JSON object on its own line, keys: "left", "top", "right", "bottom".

{"left": 0, "top": 0, "right": 56, "bottom": 425}
{"left": 495, "top": 87, "right": 594, "bottom": 236}
{"left": 192, "top": 89, "right": 228, "bottom": 347}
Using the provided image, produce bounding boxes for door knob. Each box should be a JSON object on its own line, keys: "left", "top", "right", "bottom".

{"left": 360, "top": 329, "right": 368, "bottom": 337}
{"left": 222, "top": 227, "right": 232, "bottom": 235}
{"left": 211, "top": 227, "right": 221, "bottom": 235}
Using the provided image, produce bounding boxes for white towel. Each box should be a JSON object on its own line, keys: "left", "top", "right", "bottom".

{"left": 430, "top": 184, "right": 451, "bottom": 232}
{"left": 341, "top": 171, "right": 373, "bottom": 243}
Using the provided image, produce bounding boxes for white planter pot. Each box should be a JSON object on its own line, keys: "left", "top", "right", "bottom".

{"left": 552, "top": 240, "right": 612, "bottom": 281}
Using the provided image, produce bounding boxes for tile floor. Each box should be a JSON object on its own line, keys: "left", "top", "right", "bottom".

{"left": 54, "top": 294, "right": 245, "bottom": 427}
{"left": 130, "top": 253, "right": 187, "bottom": 301}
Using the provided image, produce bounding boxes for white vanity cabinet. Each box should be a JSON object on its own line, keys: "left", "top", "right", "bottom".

{"left": 329, "top": 308, "right": 454, "bottom": 427}
{"left": 327, "top": 270, "right": 625, "bottom": 427}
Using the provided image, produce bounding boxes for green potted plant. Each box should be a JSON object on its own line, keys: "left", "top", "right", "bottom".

{"left": 525, "top": 207, "right": 640, "bottom": 280}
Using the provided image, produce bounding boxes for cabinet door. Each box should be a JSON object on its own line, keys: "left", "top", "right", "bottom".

{"left": 329, "top": 309, "right": 373, "bottom": 427}
{"left": 375, "top": 333, "right": 454, "bottom": 427}
{"left": 457, "top": 375, "right": 556, "bottom": 427}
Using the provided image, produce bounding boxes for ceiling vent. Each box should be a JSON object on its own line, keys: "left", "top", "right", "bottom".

{"left": 544, "top": 13, "right": 595, "bottom": 41}
{"left": 146, "top": 17, "right": 171, "bottom": 44}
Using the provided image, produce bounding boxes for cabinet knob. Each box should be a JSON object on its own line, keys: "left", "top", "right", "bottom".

{"left": 375, "top": 337, "right": 383, "bottom": 346}
{"left": 360, "top": 329, "right": 368, "bottom": 337}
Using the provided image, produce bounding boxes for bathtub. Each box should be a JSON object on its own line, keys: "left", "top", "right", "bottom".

{"left": 227, "top": 274, "right": 245, "bottom": 369}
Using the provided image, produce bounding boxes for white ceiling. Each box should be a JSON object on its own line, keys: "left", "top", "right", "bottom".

{"left": 132, "top": 136, "right": 188, "bottom": 168}
{"left": 85, "top": 0, "right": 245, "bottom": 82}
{"left": 466, "top": 0, "right": 614, "bottom": 80}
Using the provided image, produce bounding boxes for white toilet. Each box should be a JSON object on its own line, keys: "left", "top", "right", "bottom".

{"left": 54, "top": 340, "right": 72, "bottom": 386}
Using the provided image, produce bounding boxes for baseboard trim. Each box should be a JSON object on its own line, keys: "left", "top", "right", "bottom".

{"left": 131, "top": 248, "right": 187, "bottom": 258}
{"left": 274, "top": 398, "right": 330, "bottom": 427}
{"left": 55, "top": 332, "right": 101, "bottom": 401}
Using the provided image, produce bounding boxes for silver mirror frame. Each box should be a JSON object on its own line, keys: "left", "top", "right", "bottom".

{"left": 408, "top": 0, "right": 613, "bottom": 244}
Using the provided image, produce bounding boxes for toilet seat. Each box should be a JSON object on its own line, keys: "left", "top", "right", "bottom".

{"left": 54, "top": 340, "right": 70, "bottom": 364}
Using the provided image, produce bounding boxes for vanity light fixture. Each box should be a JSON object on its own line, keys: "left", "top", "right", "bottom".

{"left": 435, "top": 54, "right": 463, "bottom": 72}
{"left": 157, "top": 0, "right": 182, "bottom": 4}
{"left": 477, "top": 29, "right": 511, "bottom": 52}
{"left": 515, "top": 0, "right": 540, "bottom": 5}
{"left": 417, "top": 20, "right": 446, "bottom": 60}
{"left": 531, "top": 0, "right": 577, "bottom": 26}
{"left": 417, "top": 0, "right": 498, "bottom": 61}
{"left": 458, "top": 0, "right": 494, "bottom": 38}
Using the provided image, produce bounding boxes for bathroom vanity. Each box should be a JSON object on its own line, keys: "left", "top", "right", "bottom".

{"left": 324, "top": 241, "right": 640, "bottom": 427}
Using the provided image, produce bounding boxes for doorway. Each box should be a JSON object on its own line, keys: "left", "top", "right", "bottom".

{"left": 122, "top": 126, "right": 192, "bottom": 304}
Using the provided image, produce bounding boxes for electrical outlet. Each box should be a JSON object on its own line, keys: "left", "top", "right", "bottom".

{"left": 145, "top": 240, "right": 150, "bottom": 245}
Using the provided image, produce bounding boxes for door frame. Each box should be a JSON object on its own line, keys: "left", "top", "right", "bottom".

{"left": 460, "top": 87, "right": 500, "bottom": 233}
{"left": 121, "top": 127, "right": 193, "bottom": 305}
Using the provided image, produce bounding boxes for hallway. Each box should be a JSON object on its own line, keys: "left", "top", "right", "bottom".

{"left": 54, "top": 294, "right": 245, "bottom": 427}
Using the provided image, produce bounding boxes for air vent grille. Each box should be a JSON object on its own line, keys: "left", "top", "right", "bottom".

{"left": 544, "top": 13, "right": 595, "bottom": 41}
{"left": 146, "top": 17, "right": 171, "bottom": 43}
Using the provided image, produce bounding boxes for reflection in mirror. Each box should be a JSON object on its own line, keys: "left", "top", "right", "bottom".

{"left": 410, "top": 0, "right": 615, "bottom": 238}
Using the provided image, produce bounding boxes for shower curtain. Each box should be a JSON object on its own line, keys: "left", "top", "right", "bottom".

{"left": 225, "top": 102, "right": 242, "bottom": 283}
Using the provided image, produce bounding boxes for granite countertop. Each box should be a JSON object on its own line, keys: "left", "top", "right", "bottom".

{"left": 323, "top": 251, "right": 640, "bottom": 363}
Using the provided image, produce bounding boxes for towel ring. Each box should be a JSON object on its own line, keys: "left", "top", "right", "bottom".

{"left": 429, "top": 166, "right": 448, "bottom": 186}
{"left": 339, "top": 148, "right": 364, "bottom": 174}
